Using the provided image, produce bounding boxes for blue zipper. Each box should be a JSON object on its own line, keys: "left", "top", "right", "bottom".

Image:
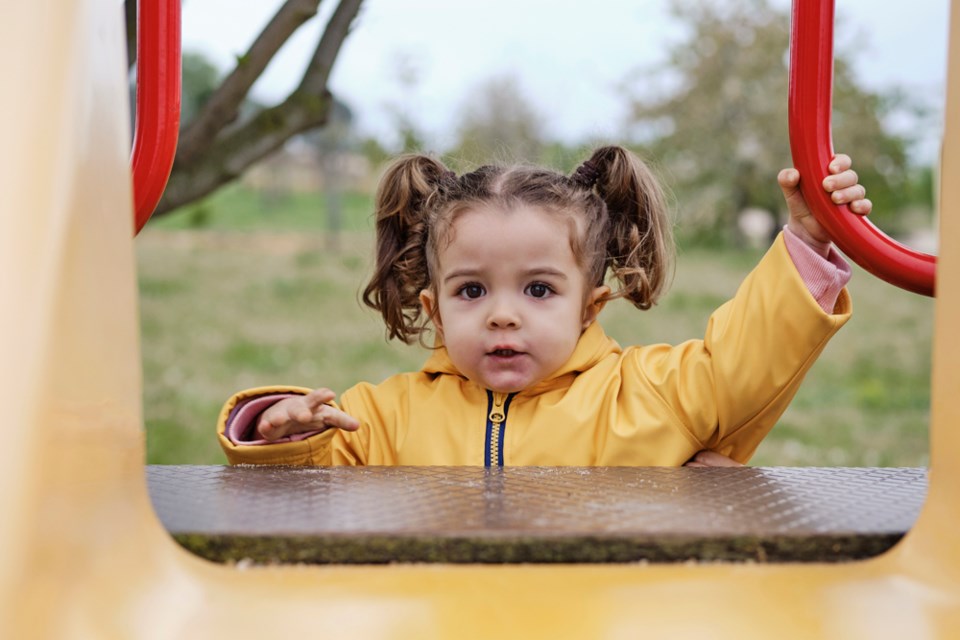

{"left": 484, "top": 390, "right": 516, "bottom": 467}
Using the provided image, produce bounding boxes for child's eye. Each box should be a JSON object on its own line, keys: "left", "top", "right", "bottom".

{"left": 457, "top": 283, "right": 486, "bottom": 299}
{"left": 525, "top": 282, "right": 553, "bottom": 298}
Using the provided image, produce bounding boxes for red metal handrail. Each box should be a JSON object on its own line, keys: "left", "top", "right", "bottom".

{"left": 789, "top": 0, "right": 936, "bottom": 296}
{"left": 131, "top": 0, "right": 181, "bottom": 235}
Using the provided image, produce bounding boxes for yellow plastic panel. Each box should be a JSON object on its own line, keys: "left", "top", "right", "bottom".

{"left": 0, "top": 0, "right": 958, "bottom": 638}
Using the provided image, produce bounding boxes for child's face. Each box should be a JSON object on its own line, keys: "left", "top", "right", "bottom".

{"left": 420, "top": 206, "right": 608, "bottom": 393}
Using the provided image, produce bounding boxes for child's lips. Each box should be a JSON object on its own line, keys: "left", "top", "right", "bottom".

{"left": 487, "top": 347, "right": 526, "bottom": 358}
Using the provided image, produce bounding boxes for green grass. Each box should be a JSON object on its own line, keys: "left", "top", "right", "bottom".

{"left": 150, "top": 183, "right": 376, "bottom": 232}
{"left": 138, "top": 199, "right": 934, "bottom": 467}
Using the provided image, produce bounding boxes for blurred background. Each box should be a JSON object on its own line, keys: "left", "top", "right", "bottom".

{"left": 137, "top": 0, "right": 944, "bottom": 466}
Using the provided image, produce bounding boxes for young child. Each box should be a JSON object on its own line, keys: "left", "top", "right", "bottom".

{"left": 217, "top": 146, "right": 869, "bottom": 467}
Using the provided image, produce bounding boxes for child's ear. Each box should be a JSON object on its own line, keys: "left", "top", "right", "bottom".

{"left": 581, "top": 285, "right": 610, "bottom": 329}
{"left": 419, "top": 289, "right": 443, "bottom": 333}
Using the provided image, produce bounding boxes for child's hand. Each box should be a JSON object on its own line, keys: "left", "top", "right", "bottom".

{"left": 683, "top": 450, "right": 744, "bottom": 467}
{"left": 778, "top": 153, "right": 872, "bottom": 256}
{"left": 257, "top": 387, "right": 360, "bottom": 441}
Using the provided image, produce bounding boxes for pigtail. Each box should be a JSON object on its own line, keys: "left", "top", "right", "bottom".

{"left": 577, "top": 146, "right": 675, "bottom": 309}
{"left": 361, "top": 155, "right": 453, "bottom": 343}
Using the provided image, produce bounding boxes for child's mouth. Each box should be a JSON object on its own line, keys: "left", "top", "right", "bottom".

{"left": 489, "top": 348, "right": 522, "bottom": 357}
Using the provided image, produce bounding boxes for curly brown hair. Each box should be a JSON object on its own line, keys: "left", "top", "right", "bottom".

{"left": 361, "top": 146, "right": 674, "bottom": 344}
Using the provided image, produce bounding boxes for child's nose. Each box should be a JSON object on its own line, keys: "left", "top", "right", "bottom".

{"left": 486, "top": 299, "right": 521, "bottom": 329}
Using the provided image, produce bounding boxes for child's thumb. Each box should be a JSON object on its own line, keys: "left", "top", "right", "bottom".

{"left": 778, "top": 169, "right": 809, "bottom": 216}
{"left": 778, "top": 168, "right": 800, "bottom": 193}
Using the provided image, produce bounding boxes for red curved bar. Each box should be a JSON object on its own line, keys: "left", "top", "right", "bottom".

{"left": 789, "top": 0, "right": 936, "bottom": 296}
{"left": 131, "top": 0, "right": 181, "bottom": 235}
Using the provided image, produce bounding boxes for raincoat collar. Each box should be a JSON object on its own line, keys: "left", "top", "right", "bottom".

{"left": 420, "top": 321, "right": 622, "bottom": 395}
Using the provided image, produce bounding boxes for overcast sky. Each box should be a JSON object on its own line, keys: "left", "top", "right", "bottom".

{"left": 182, "top": 0, "right": 950, "bottom": 157}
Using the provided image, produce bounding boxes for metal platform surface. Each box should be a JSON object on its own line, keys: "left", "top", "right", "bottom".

{"left": 147, "top": 465, "right": 927, "bottom": 564}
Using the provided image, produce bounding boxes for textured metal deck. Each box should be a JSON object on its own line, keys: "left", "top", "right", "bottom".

{"left": 147, "top": 465, "right": 927, "bottom": 564}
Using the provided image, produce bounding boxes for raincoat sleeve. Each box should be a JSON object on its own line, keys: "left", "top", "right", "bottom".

{"left": 217, "top": 376, "right": 407, "bottom": 466}
{"left": 217, "top": 386, "right": 378, "bottom": 466}
{"left": 626, "top": 232, "right": 852, "bottom": 463}
{"left": 217, "top": 385, "right": 344, "bottom": 465}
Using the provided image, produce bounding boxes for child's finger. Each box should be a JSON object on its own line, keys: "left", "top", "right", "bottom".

{"left": 311, "top": 405, "right": 360, "bottom": 432}
{"left": 777, "top": 169, "right": 804, "bottom": 205}
{"left": 260, "top": 400, "right": 313, "bottom": 437}
{"left": 777, "top": 168, "right": 811, "bottom": 219}
{"left": 259, "top": 411, "right": 293, "bottom": 440}
{"left": 304, "top": 387, "right": 336, "bottom": 410}
{"left": 830, "top": 184, "right": 867, "bottom": 205}
{"left": 829, "top": 154, "right": 852, "bottom": 173}
{"left": 688, "top": 450, "right": 744, "bottom": 467}
{"left": 823, "top": 169, "right": 859, "bottom": 192}
{"left": 288, "top": 401, "right": 315, "bottom": 424}
{"left": 777, "top": 168, "right": 800, "bottom": 191}
{"left": 849, "top": 198, "right": 872, "bottom": 216}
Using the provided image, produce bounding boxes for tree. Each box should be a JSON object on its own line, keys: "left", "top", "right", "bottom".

{"left": 179, "top": 53, "right": 222, "bottom": 126}
{"left": 625, "top": 0, "right": 913, "bottom": 242}
{"left": 446, "top": 75, "right": 546, "bottom": 170}
{"left": 126, "top": 0, "right": 364, "bottom": 217}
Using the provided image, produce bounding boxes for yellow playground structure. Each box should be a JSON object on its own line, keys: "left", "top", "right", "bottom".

{"left": 1, "top": 0, "right": 959, "bottom": 637}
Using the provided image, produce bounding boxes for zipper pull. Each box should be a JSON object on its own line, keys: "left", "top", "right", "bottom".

{"left": 489, "top": 392, "right": 506, "bottom": 426}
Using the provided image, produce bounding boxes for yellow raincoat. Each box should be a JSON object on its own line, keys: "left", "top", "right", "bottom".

{"left": 218, "top": 234, "right": 850, "bottom": 466}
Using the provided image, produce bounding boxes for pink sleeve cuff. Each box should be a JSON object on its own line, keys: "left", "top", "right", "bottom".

{"left": 224, "top": 393, "right": 325, "bottom": 445}
{"left": 783, "top": 227, "right": 852, "bottom": 313}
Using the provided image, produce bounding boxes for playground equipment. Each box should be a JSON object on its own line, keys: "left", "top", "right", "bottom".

{"left": 789, "top": 0, "right": 938, "bottom": 296}
{"left": 130, "top": 0, "right": 181, "bottom": 233}
{"left": 1, "top": 0, "right": 958, "bottom": 637}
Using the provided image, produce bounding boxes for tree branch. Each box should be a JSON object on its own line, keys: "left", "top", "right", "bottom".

{"left": 155, "top": 0, "right": 365, "bottom": 215}
{"left": 298, "top": 0, "right": 364, "bottom": 95}
{"left": 157, "top": 91, "right": 332, "bottom": 214}
{"left": 176, "top": 0, "right": 323, "bottom": 163}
